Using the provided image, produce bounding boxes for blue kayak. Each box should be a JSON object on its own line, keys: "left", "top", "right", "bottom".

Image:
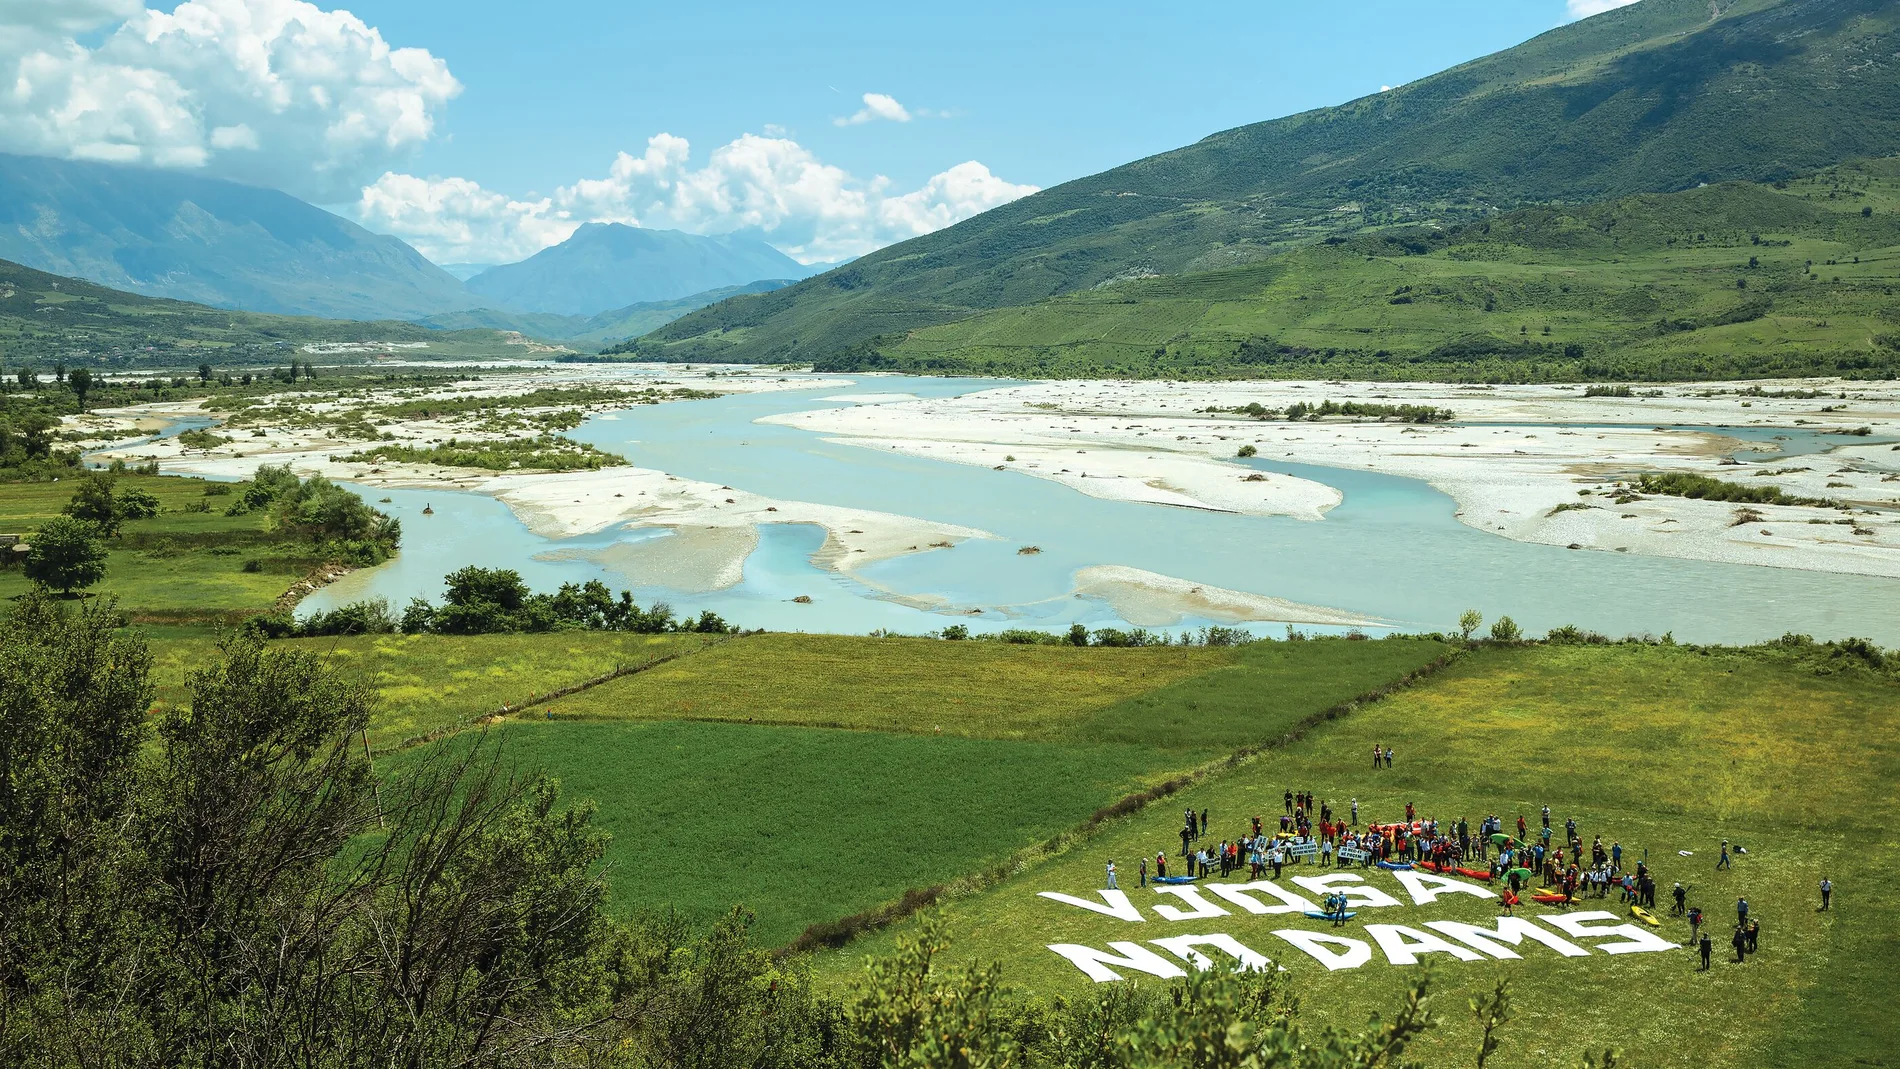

{"left": 1303, "top": 910, "right": 1357, "bottom": 920}
{"left": 1152, "top": 875, "right": 1198, "bottom": 884}
{"left": 1376, "top": 861, "right": 1414, "bottom": 871}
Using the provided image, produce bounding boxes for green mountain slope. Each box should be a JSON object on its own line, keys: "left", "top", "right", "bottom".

{"left": 637, "top": 0, "right": 1900, "bottom": 364}
{"left": 417, "top": 279, "right": 795, "bottom": 345}
{"left": 812, "top": 160, "right": 1900, "bottom": 381}
{"left": 0, "top": 259, "right": 519, "bottom": 367}
{"left": 0, "top": 154, "right": 479, "bottom": 322}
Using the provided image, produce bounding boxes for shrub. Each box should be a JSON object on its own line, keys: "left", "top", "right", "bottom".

{"left": 1236, "top": 444, "right": 1257, "bottom": 457}
{"left": 1489, "top": 616, "right": 1522, "bottom": 643}
{"left": 940, "top": 624, "right": 969, "bottom": 640}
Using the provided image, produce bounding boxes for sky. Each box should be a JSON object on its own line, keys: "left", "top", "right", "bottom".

{"left": 0, "top": 0, "right": 1639, "bottom": 266}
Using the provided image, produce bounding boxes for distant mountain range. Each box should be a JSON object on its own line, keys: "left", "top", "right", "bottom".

{"left": 635, "top": 0, "right": 1900, "bottom": 365}
{"left": 0, "top": 155, "right": 816, "bottom": 325}
{"left": 0, "top": 153, "right": 480, "bottom": 322}
{"left": 414, "top": 279, "right": 795, "bottom": 345}
{"left": 461, "top": 223, "right": 821, "bottom": 316}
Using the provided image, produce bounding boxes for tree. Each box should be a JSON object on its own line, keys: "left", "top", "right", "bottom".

{"left": 1490, "top": 615, "right": 1522, "bottom": 643}
{"left": 68, "top": 367, "right": 93, "bottom": 409}
{"left": 1459, "top": 609, "right": 1483, "bottom": 643}
{"left": 63, "top": 473, "right": 123, "bottom": 536}
{"left": 17, "top": 365, "right": 35, "bottom": 388}
{"left": 23, "top": 517, "right": 108, "bottom": 594}
{"left": 197, "top": 363, "right": 212, "bottom": 384}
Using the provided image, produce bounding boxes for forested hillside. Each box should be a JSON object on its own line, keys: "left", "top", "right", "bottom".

{"left": 632, "top": 0, "right": 1900, "bottom": 366}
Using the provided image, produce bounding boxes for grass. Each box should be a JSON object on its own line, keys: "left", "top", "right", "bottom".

{"left": 428, "top": 719, "right": 1173, "bottom": 946}
{"left": 546, "top": 633, "right": 1230, "bottom": 742}
{"left": 829, "top": 643, "right": 1900, "bottom": 1067}
{"left": 146, "top": 631, "right": 721, "bottom": 747}
{"left": 0, "top": 474, "right": 309, "bottom": 621}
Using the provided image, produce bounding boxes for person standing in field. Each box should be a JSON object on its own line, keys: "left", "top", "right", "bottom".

{"left": 1156, "top": 852, "right": 1167, "bottom": 880}
{"left": 1717, "top": 840, "right": 1731, "bottom": 870}
{"left": 1699, "top": 932, "right": 1713, "bottom": 970}
{"left": 1139, "top": 856, "right": 1148, "bottom": 887}
{"left": 1351, "top": 798, "right": 1359, "bottom": 826}
{"left": 1106, "top": 860, "right": 1118, "bottom": 890}
{"left": 1820, "top": 877, "right": 1832, "bottom": 911}
{"left": 1372, "top": 744, "right": 1381, "bottom": 770}
{"left": 1384, "top": 746, "right": 1393, "bottom": 768}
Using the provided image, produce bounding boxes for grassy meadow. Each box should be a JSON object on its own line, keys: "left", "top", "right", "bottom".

{"left": 146, "top": 631, "right": 721, "bottom": 746}
{"left": 0, "top": 474, "right": 312, "bottom": 622}
{"left": 828, "top": 643, "right": 1900, "bottom": 1068}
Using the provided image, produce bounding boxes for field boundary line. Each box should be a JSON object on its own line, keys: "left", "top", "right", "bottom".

{"left": 777, "top": 644, "right": 1467, "bottom": 957}
{"left": 382, "top": 631, "right": 745, "bottom": 753}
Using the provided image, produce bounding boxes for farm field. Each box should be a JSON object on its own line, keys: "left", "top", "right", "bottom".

{"left": 146, "top": 631, "right": 721, "bottom": 745}
{"left": 827, "top": 643, "right": 1900, "bottom": 1069}
{"left": 552, "top": 632, "right": 1450, "bottom": 746}
{"left": 0, "top": 474, "right": 311, "bottom": 623}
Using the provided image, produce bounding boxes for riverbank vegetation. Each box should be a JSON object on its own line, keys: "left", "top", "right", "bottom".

{"left": 331, "top": 433, "right": 623, "bottom": 472}
{"left": 1632, "top": 471, "right": 1843, "bottom": 508}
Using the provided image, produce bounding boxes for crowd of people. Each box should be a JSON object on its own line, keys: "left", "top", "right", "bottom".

{"left": 1101, "top": 785, "right": 1817, "bottom": 970}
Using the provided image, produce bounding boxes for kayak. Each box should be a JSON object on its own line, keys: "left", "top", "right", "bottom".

{"left": 1303, "top": 910, "right": 1357, "bottom": 921}
{"left": 1456, "top": 867, "right": 1496, "bottom": 882}
{"left": 1376, "top": 860, "right": 1414, "bottom": 871}
{"left": 1153, "top": 875, "right": 1197, "bottom": 884}
{"left": 1531, "top": 893, "right": 1571, "bottom": 905}
{"left": 1631, "top": 905, "right": 1663, "bottom": 927}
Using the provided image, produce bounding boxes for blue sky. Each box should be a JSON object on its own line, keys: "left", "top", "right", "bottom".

{"left": 342, "top": 0, "right": 1587, "bottom": 201}
{"left": 0, "top": 0, "right": 1631, "bottom": 264}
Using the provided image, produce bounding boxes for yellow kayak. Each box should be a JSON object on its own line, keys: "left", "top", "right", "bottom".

{"left": 1631, "top": 905, "right": 1663, "bottom": 927}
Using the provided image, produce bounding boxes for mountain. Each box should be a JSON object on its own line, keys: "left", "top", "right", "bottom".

{"left": 807, "top": 159, "right": 1900, "bottom": 382}
{"left": 438, "top": 263, "right": 498, "bottom": 281}
{"left": 416, "top": 279, "right": 795, "bottom": 346}
{"left": 462, "top": 223, "right": 816, "bottom": 316}
{"left": 0, "top": 257, "right": 517, "bottom": 366}
{"left": 637, "top": 0, "right": 1900, "bottom": 364}
{"left": 0, "top": 153, "right": 480, "bottom": 322}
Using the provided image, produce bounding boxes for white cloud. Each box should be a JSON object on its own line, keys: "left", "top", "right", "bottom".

{"left": 357, "top": 132, "right": 1039, "bottom": 266}
{"left": 834, "top": 92, "right": 912, "bottom": 126}
{"left": 1566, "top": 0, "right": 1640, "bottom": 18}
{"left": 0, "top": 0, "right": 458, "bottom": 201}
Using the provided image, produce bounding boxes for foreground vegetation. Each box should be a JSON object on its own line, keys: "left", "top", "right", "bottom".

{"left": 838, "top": 640, "right": 1900, "bottom": 1067}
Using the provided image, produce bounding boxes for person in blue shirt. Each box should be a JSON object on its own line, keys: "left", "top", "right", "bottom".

{"left": 1717, "top": 841, "right": 1732, "bottom": 870}
{"left": 1611, "top": 841, "right": 1622, "bottom": 868}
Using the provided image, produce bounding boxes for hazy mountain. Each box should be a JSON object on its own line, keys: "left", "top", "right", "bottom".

{"left": 0, "top": 257, "right": 516, "bottom": 366}
{"left": 438, "top": 263, "right": 498, "bottom": 281}
{"left": 463, "top": 223, "right": 816, "bottom": 316}
{"left": 416, "top": 279, "right": 794, "bottom": 346}
{"left": 0, "top": 153, "right": 480, "bottom": 322}
{"left": 638, "top": 0, "right": 1900, "bottom": 363}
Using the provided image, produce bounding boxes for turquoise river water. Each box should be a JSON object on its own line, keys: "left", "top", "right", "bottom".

{"left": 299, "top": 374, "right": 1900, "bottom": 644}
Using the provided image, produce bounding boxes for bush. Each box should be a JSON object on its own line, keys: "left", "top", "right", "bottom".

{"left": 1236, "top": 444, "right": 1258, "bottom": 457}
{"left": 1489, "top": 616, "right": 1522, "bottom": 643}
{"left": 1545, "top": 624, "right": 1610, "bottom": 645}
{"left": 940, "top": 624, "right": 970, "bottom": 640}
{"left": 299, "top": 598, "right": 399, "bottom": 637}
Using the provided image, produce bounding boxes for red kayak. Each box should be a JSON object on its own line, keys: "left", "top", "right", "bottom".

{"left": 1531, "top": 893, "right": 1570, "bottom": 905}
{"left": 1455, "top": 867, "right": 1495, "bottom": 882}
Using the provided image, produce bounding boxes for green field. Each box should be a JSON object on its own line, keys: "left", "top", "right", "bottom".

{"left": 550, "top": 633, "right": 1448, "bottom": 747}
{"left": 830, "top": 643, "right": 1900, "bottom": 1068}
{"left": 0, "top": 474, "right": 312, "bottom": 622}
{"left": 438, "top": 719, "right": 1169, "bottom": 945}
{"left": 147, "top": 631, "right": 721, "bottom": 745}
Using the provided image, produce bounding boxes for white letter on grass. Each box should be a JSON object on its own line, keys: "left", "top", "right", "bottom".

{"left": 1206, "top": 880, "right": 1318, "bottom": 915}
{"left": 1271, "top": 930, "right": 1373, "bottom": 971}
{"left": 1391, "top": 870, "right": 1497, "bottom": 905}
{"left": 1151, "top": 933, "right": 1275, "bottom": 973}
{"left": 1047, "top": 941, "right": 1189, "bottom": 982}
{"left": 1292, "top": 873, "right": 1403, "bottom": 909}
{"left": 1037, "top": 889, "right": 1143, "bottom": 922}
{"left": 1365, "top": 924, "right": 1485, "bottom": 965}
{"left": 1151, "top": 886, "right": 1231, "bottom": 921}
{"left": 1424, "top": 918, "right": 1590, "bottom": 959}
{"left": 1539, "top": 911, "right": 1679, "bottom": 955}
